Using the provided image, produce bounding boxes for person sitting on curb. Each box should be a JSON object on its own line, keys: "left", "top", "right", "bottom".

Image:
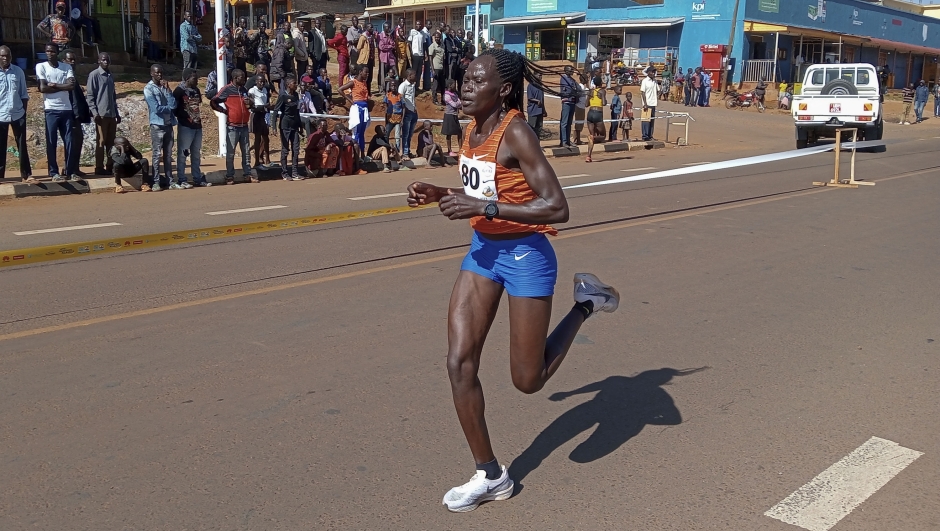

{"left": 331, "top": 124, "right": 365, "bottom": 176}
{"left": 110, "top": 137, "right": 148, "bottom": 194}
{"left": 304, "top": 118, "right": 338, "bottom": 178}
{"left": 367, "top": 124, "right": 405, "bottom": 173}
{"left": 417, "top": 120, "right": 447, "bottom": 169}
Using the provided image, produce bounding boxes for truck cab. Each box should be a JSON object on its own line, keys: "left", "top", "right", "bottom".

{"left": 792, "top": 63, "right": 883, "bottom": 149}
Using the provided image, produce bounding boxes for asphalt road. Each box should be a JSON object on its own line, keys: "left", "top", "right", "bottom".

{"left": 1, "top": 118, "right": 938, "bottom": 530}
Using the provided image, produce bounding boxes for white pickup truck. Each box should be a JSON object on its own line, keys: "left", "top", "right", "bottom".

{"left": 792, "top": 63, "right": 883, "bottom": 149}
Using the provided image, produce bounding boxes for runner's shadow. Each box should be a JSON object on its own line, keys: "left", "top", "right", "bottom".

{"left": 509, "top": 367, "right": 708, "bottom": 489}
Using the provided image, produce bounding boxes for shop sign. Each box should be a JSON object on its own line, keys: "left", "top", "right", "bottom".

{"left": 758, "top": 0, "right": 778, "bottom": 13}
{"left": 691, "top": 1, "right": 719, "bottom": 20}
{"left": 527, "top": 0, "right": 557, "bottom": 13}
{"left": 808, "top": 0, "right": 826, "bottom": 22}
{"left": 852, "top": 9, "right": 862, "bottom": 26}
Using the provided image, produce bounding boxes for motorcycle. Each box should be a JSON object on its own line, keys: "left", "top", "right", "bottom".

{"left": 613, "top": 66, "right": 639, "bottom": 86}
{"left": 724, "top": 90, "right": 765, "bottom": 112}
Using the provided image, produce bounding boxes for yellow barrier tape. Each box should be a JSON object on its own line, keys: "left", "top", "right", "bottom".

{"left": 1, "top": 204, "right": 431, "bottom": 268}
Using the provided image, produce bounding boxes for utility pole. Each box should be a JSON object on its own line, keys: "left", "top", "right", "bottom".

{"left": 721, "top": 0, "right": 742, "bottom": 93}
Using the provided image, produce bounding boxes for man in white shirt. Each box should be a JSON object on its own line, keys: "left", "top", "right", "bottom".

{"left": 639, "top": 66, "right": 659, "bottom": 141}
{"left": 409, "top": 21, "right": 426, "bottom": 93}
{"left": 36, "top": 43, "right": 79, "bottom": 181}
{"left": 398, "top": 68, "right": 418, "bottom": 159}
{"left": 420, "top": 21, "right": 432, "bottom": 91}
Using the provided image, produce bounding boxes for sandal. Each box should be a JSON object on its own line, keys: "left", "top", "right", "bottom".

{"left": 22, "top": 176, "right": 40, "bottom": 184}
{"left": 114, "top": 185, "right": 126, "bottom": 193}
{"left": 585, "top": 156, "right": 592, "bottom": 163}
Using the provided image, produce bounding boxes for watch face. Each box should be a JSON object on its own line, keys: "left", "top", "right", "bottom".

{"left": 484, "top": 203, "right": 498, "bottom": 217}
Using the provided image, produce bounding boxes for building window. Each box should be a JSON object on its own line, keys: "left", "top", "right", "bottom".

{"left": 449, "top": 7, "right": 464, "bottom": 31}
{"left": 426, "top": 8, "right": 445, "bottom": 29}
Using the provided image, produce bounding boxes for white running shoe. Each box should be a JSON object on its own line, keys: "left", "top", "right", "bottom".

{"left": 573, "top": 273, "right": 620, "bottom": 315}
{"left": 442, "top": 466, "right": 514, "bottom": 513}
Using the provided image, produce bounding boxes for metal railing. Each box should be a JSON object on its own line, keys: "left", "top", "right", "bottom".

{"left": 742, "top": 59, "right": 776, "bottom": 83}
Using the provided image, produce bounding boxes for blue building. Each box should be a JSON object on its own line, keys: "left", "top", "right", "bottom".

{"left": 491, "top": 0, "right": 940, "bottom": 88}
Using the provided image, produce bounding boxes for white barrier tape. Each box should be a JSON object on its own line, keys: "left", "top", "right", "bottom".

{"left": 563, "top": 140, "right": 888, "bottom": 191}
{"left": 298, "top": 110, "right": 692, "bottom": 126}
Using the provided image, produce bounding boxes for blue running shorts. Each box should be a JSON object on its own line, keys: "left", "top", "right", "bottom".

{"left": 460, "top": 231, "right": 558, "bottom": 297}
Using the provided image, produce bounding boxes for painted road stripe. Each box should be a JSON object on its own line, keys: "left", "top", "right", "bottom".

{"left": 765, "top": 436, "right": 923, "bottom": 531}
{"left": 13, "top": 222, "right": 122, "bottom": 236}
{"left": 0, "top": 167, "right": 931, "bottom": 340}
{"left": 557, "top": 174, "right": 591, "bottom": 180}
{"left": 348, "top": 192, "right": 409, "bottom": 201}
{"left": 620, "top": 167, "right": 657, "bottom": 172}
{"left": 206, "top": 205, "right": 288, "bottom": 215}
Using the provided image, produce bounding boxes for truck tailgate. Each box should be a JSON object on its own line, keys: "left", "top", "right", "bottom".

{"left": 793, "top": 96, "right": 879, "bottom": 124}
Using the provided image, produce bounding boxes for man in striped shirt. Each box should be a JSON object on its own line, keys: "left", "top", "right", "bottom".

{"left": 900, "top": 83, "right": 915, "bottom": 125}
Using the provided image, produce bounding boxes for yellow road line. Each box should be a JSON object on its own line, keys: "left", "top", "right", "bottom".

{"left": 0, "top": 167, "right": 933, "bottom": 343}
{"left": 0, "top": 204, "right": 434, "bottom": 268}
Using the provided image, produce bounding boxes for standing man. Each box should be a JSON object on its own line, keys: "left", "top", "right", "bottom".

{"left": 914, "top": 79, "right": 928, "bottom": 123}
{"left": 683, "top": 67, "right": 693, "bottom": 106}
{"left": 311, "top": 18, "right": 328, "bottom": 72}
{"left": 36, "top": 43, "right": 77, "bottom": 182}
{"left": 699, "top": 69, "right": 711, "bottom": 107}
{"left": 640, "top": 66, "right": 658, "bottom": 141}
{"left": 37, "top": 1, "right": 74, "bottom": 54}
{"left": 143, "top": 64, "right": 177, "bottom": 191}
{"left": 559, "top": 65, "right": 577, "bottom": 148}
{"left": 394, "top": 17, "right": 409, "bottom": 77}
{"left": 346, "top": 16, "right": 361, "bottom": 66}
{"left": 409, "top": 21, "right": 426, "bottom": 93}
{"left": 0, "top": 45, "right": 36, "bottom": 184}
{"left": 86, "top": 52, "right": 120, "bottom": 176}
{"left": 211, "top": 69, "right": 255, "bottom": 185}
{"left": 356, "top": 24, "right": 375, "bottom": 94}
{"left": 690, "top": 67, "right": 701, "bottom": 107}
{"left": 526, "top": 72, "right": 545, "bottom": 138}
{"left": 292, "top": 20, "right": 309, "bottom": 81}
{"left": 63, "top": 51, "right": 90, "bottom": 178}
{"left": 420, "top": 20, "right": 432, "bottom": 91}
{"left": 377, "top": 22, "right": 396, "bottom": 89}
{"left": 398, "top": 68, "right": 418, "bottom": 159}
{"left": 900, "top": 82, "right": 914, "bottom": 125}
{"left": 174, "top": 68, "right": 207, "bottom": 187}
{"left": 233, "top": 17, "right": 249, "bottom": 72}
{"left": 179, "top": 10, "right": 202, "bottom": 70}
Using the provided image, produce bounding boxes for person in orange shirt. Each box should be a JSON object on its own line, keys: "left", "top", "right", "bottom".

{"left": 339, "top": 66, "right": 371, "bottom": 154}
{"left": 406, "top": 49, "right": 620, "bottom": 513}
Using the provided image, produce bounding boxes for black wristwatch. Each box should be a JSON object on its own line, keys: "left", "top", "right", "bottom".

{"left": 483, "top": 202, "right": 499, "bottom": 221}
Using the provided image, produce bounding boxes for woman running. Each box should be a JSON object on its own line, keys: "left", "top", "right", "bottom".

{"left": 406, "top": 49, "right": 620, "bottom": 513}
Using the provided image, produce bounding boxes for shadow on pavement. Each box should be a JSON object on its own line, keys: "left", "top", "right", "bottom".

{"left": 509, "top": 367, "right": 709, "bottom": 491}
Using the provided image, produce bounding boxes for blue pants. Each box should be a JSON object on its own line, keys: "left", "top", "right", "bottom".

{"left": 560, "top": 102, "right": 575, "bottom": 145}
{"left": 935, "top": 97, "right": 940, "bottom": 117}
{"left": 44, "top": 109, "right": 75, "bottom": 177}
{"left": 609, "top": 111, "right": 620, "bottom": 140}
{"left": 401, "top": 110, "right": 418, "bottom": 156}
{"left": 915, "top": 101, "right": 926, "bottom": 121}
{"left": 176, "top": 125, "right": 205, "bottom": 184}
{"left": 641, "top": 106, "right": 656, "bottom": 140}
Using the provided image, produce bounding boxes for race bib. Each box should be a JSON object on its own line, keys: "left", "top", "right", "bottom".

{"left": 459, "top": 155, "right": 498, "bottom": 201}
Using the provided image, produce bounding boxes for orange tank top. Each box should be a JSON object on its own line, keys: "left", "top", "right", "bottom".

{"left": 352, "top": 79, "right": 369, "bottom": 102}
{"left": 459, "top": 109, "right": 557, "bottom": 235}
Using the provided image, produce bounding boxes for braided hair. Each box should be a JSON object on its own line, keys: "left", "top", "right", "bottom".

{"left": 479, "top": 48, "right": 575, "bottom": 119}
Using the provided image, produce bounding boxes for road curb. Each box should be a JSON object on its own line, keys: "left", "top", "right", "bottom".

{"left": 546, "top": 141, "right": 665, "bottom": 157}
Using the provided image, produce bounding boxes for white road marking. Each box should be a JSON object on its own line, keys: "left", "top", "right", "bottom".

{"left": 764, "top": 436, "right": 923, "bottom": 531}
{"left": 557, "top": 174, "right": 591, "bottom": 180}
{"left": 14, "top": 222, "right": 122, "bottom": 236}
{"left": 620, "top": 167, "right": 658, "bottom": 172}
{"left": 206, "top": 205, "right": 288, "bottom": 215}
{"left": 682, "top": 161, "right": 713, "bottom": 166}
{"left": 347, "top": 192, "right": 409, "bottom": 201}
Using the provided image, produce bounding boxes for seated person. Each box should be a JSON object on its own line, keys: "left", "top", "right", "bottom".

{"left": 110, "top": 136, "right": 149, "bottom": 193}
{"left": 367, "top": 125, "right": 402, "bottom": 173}
{"left": 316, "top": 68, "right": 333, "bottom": 110}
{"left": 331, "top": 124, "right": 365, "bottom": 176}
{"left": 417, "top": 120, "right": 448, "bottom": 168}
{"left": 304, "top": 119, "right": 337, "bottom": 177}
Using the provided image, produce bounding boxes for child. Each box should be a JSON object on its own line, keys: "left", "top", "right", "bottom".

{"left": 441, "top": 79, "right": 462, "bottom": 157}
{"left": 384, "top": 80, "right": 403, "bottom": 152}
{"left": 331, "top": 124, "right": 366, "bottom": 176}
{"left": 779, "top": 83, "right": 792, "bottom": 110}
{"left": 248, "top": 73, "right": 272, "bottom": 170}
{"left": 316, "top": 68, "right": 333, "bottom": 111}
{"left": 417, "top": 120, "right": 447, "bottom": 169}
{"left": 608, "top": 85, "right": 622, "bottom": 142}
{"left": 111, "top": 137, "right": 149, "bottom": 193}
{"left": 272, "top": 74, "right": 304, "bottom": 181}
{"left": 622, "top": 91, "right": 635, "bottom": 141}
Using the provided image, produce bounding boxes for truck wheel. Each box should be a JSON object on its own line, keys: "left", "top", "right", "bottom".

{"left": 796, "top": 138, "right": 808, "bottom": 149}
{"left": 820, "top": 79, "right": 858, "bottom": 96}
{"left": 871, "top": 119, "right": 884, "bottom": 140}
